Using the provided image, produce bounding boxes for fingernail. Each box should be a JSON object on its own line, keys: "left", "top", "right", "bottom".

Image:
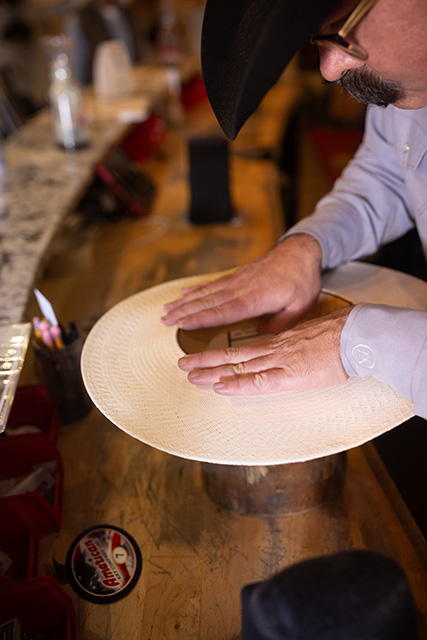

{"left": 213, "top": 383, "right": 225, "bottom": 390}
{"left": 178, "top": 356, "right": 190, "bottom": 368}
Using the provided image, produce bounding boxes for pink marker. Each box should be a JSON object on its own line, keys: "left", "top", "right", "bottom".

{"left": 40, "top": 328, "right": 54, "bottom": 350}
{"left": 50, "top": 325, "right": 64, "bottom": 349}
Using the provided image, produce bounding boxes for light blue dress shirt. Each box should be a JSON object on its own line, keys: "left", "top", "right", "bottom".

{"left": 284, "top": 104, "right": 427, "bottom": 418}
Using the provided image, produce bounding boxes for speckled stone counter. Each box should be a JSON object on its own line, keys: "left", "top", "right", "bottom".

{"left": 0, "top": 61, "right": 195, "bottom": 326}
{"left": 0, "top": 108, "right": 129, "bottom": 325}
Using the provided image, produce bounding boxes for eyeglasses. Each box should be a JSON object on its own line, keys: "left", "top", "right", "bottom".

{"left": 311, "top": 0, "right": 378, "bottom": 61}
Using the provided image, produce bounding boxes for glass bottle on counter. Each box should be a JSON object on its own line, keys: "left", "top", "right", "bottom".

{"left": 156, "top": 0, "right": 181, "bottom": 67}
{"left": 48, "top": 53, "right": 89, "bottom": 151}
{"left": 155, "top": 0, "right": 183, "bottom": 126}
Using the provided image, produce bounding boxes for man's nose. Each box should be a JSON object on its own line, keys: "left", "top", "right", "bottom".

{"left": 318, "top": 47, "right": 365, "bottom": 82}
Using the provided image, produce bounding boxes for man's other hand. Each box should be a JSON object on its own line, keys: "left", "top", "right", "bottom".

{"left": 161, "top": 234, "right": 323, "bottom": 334}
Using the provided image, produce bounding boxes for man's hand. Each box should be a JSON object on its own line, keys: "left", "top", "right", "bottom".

{"left": 177, "top": 307, "right": 351, "bottom": 395}
{"left": 161, "top": 234, "right": 323, "bottom": 333}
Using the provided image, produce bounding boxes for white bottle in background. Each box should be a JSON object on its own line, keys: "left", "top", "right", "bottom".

{"left": 93, "top": 40, "right": 133, "bottom": 100}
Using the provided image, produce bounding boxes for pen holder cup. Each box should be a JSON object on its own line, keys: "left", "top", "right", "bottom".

{"left": 33, "top": 338, "right": 92, "bottom": 425}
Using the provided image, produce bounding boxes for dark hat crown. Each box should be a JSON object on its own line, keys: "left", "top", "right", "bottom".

{"left": 201, "top": 0, "right": 340, "bottom": 139}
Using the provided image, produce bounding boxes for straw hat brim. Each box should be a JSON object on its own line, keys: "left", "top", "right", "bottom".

{"left": 81, "top": 262, "right": 425, "bottom": 465}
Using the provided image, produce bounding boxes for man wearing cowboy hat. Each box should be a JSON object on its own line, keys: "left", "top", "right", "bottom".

{"left": 161, "top": 0, "right": 427, "bottom": 421}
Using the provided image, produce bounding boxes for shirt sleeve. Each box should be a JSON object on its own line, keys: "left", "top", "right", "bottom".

{"left": 282, "top": 105, "right": 415, "bottom": 270}
{"left": 341, "top": 303, "right": 427, "bottom": 419}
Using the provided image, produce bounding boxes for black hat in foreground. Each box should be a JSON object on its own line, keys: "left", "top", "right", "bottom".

{"left": 201, "top": 0, "right": 340, "bottom": 139}
{"left": 241, "top": 550, "right": 419, "bottom": 640}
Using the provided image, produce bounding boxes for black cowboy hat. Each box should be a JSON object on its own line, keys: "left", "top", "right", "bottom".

{"left": 201, "top": 0, "right": 340, "bottom": 139}
{"left": 241, "top": 550, "right": 419, "bottom": 640}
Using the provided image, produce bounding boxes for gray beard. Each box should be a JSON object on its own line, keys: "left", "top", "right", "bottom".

{"left": 338, "top": 67, "right": 402, "bottom": 107}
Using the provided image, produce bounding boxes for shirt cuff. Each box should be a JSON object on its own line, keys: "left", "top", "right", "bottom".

{"left": 341, "top": 303, "right": 427, "bottom": 418}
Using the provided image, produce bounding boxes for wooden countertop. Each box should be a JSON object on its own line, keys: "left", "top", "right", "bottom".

{"left": 35, "top": 423, "right": 427, "bottom": 639}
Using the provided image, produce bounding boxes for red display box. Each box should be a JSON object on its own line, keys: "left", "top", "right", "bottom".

{"left": 0, "top": 433, "right": 63, "bottom": 536}
{"left": 0, "top": 576, "right": 77, "bottom": 639}
{"left": 0, "top": 500, "right": 39, "bottom": 580}
{"left": 5, "top": 385, "right": 60, "bottom": 443}
{"left": 181, "top": 73, "right": 208, "bottom": 108}
{"left": 120, "top": 113, "right": 167, "bottom": 163}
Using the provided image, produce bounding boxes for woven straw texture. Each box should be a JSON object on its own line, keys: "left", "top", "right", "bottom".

{"left": 81, "top": 273, "right": 413, "bottom": 465}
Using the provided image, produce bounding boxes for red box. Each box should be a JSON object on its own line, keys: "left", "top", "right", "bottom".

{"left": 0, "top": 500, "right": 40, "bottom": 580}
{"left": 181, "top": 73, "right": 208, "bottom": 108}
{"left": 0, "top": 576, "right": 77, "bottom": 639}
{"left": 5, "top": 385, "right": 60, "bottom": 443}
{"left": 120, "top": 113, "right": 167, "bottom": 163}
{"left": 0, "top": 433, "right": 63, "bottom": 536}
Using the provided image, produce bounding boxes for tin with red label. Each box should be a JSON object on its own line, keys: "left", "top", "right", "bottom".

{"left": 64, "top": 524, "right": 142, "bottom": 604}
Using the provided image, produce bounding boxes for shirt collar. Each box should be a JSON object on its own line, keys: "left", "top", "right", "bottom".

{"left": 391, "top": 105, "right": 427, "bottom": 169}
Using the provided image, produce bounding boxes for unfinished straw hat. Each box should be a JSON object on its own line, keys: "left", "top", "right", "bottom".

{"left": 81, "top": 262, "right": 425, "bottom": 465}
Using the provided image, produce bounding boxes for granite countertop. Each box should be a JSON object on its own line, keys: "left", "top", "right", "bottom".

{"left": 0, "top": 108, "right": 129, "bottom": 325}
{"left": 0, "top": 62, "right": 204, "bottom": 326}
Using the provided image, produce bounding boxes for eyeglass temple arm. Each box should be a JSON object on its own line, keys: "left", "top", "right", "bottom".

{"left": 338, "top": 0, "right": 378, "bottom": 38}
